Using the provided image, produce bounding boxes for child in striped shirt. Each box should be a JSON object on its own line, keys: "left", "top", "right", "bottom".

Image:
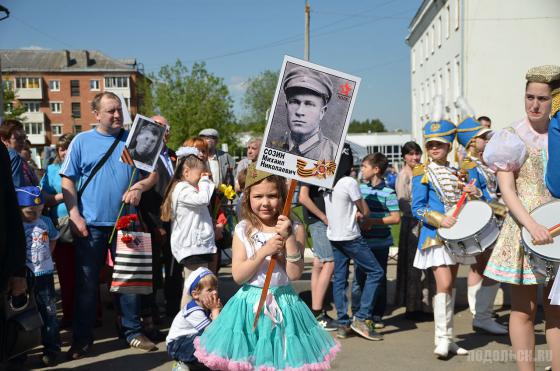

{"left": 352, "top": 153, "right": 401, "bottom": 329}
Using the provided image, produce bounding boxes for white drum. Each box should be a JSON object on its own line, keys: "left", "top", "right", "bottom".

{"left": 437, "top": 200, "right": 500, "bottom": 257}
{"left": 521, "top": 200, "right": 560, "bottom": 280}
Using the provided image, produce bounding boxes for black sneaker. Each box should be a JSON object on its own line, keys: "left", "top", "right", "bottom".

{"left": 315, "top": 312, "right": 337, "bottom": 332}
{"left": 41, "top": 352, "right": 59, "bottom": 367}
{"left": 128, "top": 334, "right": 157, "bottom": 352}
{"left": 336, "top": 325, "right": 351, "bottom": 339}
{"left": 351, "top": 318, "right": 383, "bottom": 341}
{"left": 371, "top": 316, "right": 385, "bottom": 329}
{"left": 144, "top": 326, "right": 166, "bottom": 342}
{"left": 66, "top": 342, "right": 92, "bottom": 360}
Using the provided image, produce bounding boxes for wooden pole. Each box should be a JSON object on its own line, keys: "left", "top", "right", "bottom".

{"left": 252, "top": 179, "right": 298, "bottom": 331}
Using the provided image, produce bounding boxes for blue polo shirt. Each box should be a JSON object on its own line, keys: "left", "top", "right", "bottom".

{"left": 60, "top": 129, "right": 139, "bottom": 226}
{"left": 360, "top": 180, "right": 399, "bottom": 240}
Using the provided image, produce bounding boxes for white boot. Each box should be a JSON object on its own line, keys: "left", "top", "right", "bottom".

{"left": 448, "top": 289, "right": 468, "bottom": 356}
{"left": 467, "top": 280, "right": 482, "bottom": 316}
{"left": 433, "top": 293, "right": 450, "bottom": 358}
{"left": 473, "top": 283, "right": 508, "bottom": 335}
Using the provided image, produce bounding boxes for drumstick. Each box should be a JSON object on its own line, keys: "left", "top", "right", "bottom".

{"left": 252, "top": 179, "right": 297, "bottom": 331}
{"left": 548, "top": 223, "right": 560, "bottom": 238}
{"left": 452, "top": 179, "right": 476, "bottom": 219}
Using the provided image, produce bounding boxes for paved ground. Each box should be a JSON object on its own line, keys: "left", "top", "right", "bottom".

{"left": 20, "top": 256, "right": 554, "bottom": 371}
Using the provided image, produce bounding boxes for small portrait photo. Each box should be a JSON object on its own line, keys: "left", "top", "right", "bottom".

{"left": 257, "top": 56, "right": 360, "bottom": 189}
{"left": 125, "top": 115, "right": 166, "bottom": 172}
{"left": 265, "top": 59, "right": 358, "bottom": 163}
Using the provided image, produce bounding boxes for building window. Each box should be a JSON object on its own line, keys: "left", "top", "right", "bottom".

{"left": 3, "top": 80, "right": 14, "bottom": 91}
{"left": 455, "top": 0, "right": 460, "bottom": 31}
{"left": 430, "top": 25, "right": 435, "bottom": 54}
{"left": 52, "top": 124, "right": 63, "bottom": 136}
{"left": 437, "top": 16, "right": 442, "bottom": 47}
{"left": 419, "top": 39, "right": 424, "bottom": 66}
{"left": 5, "top": 102, "right": 13, "bottom": 113}
{"left": 455, "top": 58, "right": 461, "bottom": 100}
{"left": 23, "top": 101, "right": 41, "bottom": 112}
{"left": 71, "top": 102, "right": 81, "bottom": 118}
{"left": 15, "top": 77, "right": 40, "bottom": 89}
{"left": 24, "top": 122, "right": 43, "bottom": 135}
{"left": 446, "top": 63, "right": 452, "bottom": 101}
{"left": 48, "top": 80, "right": 60, "bottom": 91}
{"left": 446, "top": 5, "right": 450, "bottom": 39}
{"left": 438, "top": 70, "right": 443, "bottom": 95}
{"left": 105, "top": 76, "right": 129, "bottom": 88}
{"left": 70, "top": 80, "right": 80, "bottom": 96}
{"left": 73, "top": 125, "right": 82, "bottom": 133}
{"left": 90, "top": 80, "right": 100, "bottom": 91}
{"left": 50, "top": 102, "right": 62, "bottom": 114}
{"left": 424, "top": 33, "right": 429, "bottom": 60}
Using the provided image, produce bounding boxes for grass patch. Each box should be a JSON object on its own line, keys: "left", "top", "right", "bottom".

{"left": 391, "top": 223, "right": 400, "bottom": 247}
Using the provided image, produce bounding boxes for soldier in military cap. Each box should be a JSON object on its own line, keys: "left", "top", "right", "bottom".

{"left": 281, "top": 67, "right": 338, "bottom": 161}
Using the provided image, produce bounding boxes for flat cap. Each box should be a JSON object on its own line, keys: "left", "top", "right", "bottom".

{"left": 283, "top": 67, "right": 333, "bottom": 103}
{"left": 199, "top": 128, "right": 219, "bottom": 138}
{"left": 526, "top": 65, "right": 560, "bottom": 84}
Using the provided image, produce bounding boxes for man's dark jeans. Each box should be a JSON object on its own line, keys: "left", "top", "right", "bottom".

{"left": 330, "top": 236, "right": 384, "bottom": 326}
{"left": 73, "top": 226, "right": 142, "bottom": 345}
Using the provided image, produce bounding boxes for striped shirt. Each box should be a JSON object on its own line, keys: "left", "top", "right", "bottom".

{"left": 360, "top": 180, "right": 399, "bottom": 239}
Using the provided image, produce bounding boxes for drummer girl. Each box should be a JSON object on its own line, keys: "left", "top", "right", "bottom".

{"left": 457, "top": 117, "right": 508, "bottom": 335}
{"left": 412, "top": 117, "right": 480, "bottom": 359}
{"left": 483, "top": 65, "right": 560, "bottom": 371}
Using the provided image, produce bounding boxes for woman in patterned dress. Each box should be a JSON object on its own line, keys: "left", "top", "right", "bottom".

{"left": 483, "top": 65, "right": 560, "bottom": 371}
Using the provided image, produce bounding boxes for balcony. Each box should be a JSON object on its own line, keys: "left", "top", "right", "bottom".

{"left": 15, "top": 87, "right": 43, "bottom": 100}
{"left": 22, "top": 112, "right": 46, "bottom": 145}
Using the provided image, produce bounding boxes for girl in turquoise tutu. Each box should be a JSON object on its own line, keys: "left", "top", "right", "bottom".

{"left": 194, "top": 163, "right": 340, "bottom": 370}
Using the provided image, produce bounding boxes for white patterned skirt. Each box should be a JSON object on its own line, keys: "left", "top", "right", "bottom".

{"left": 413, "top": 245, "right": 476, "bottom": 269}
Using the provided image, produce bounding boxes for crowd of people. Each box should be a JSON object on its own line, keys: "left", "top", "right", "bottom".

{"left": 1, "top": 64, "right": 559, "bottom": 371}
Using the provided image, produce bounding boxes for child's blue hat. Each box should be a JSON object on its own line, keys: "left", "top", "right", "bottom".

{"left": 423, "top": 119, "right": 456, "bottom": 145}
{"left": 456, "top": 117, "right": 492, "bottom": 148}
{"left": 185, "top": 267, "right": 213, "bottom": 296}
{"left": 15, "top": 186, "right": 43, "bottom": 207}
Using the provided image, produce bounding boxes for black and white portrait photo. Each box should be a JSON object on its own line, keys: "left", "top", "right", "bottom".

{"left": 125, "top": 115, "right": 166, "bottom": 172}
{"left": 258, "top": 56, "right": 360, "bottom": 189}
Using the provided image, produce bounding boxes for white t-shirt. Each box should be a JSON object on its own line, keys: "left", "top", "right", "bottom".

{"left": 323, "top": 176, "right": 362, "bottom": 241}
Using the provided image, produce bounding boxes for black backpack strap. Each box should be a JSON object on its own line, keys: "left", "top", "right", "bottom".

{"left": 78, "top": 129, "right": 125, "bottom": 198}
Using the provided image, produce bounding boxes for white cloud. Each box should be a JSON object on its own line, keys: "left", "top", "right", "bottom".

{"left": 229, "top": 76, "right": 247, "bottom": 93}
{"left": 21, "top": 45, "right": 49, "bottom": 50}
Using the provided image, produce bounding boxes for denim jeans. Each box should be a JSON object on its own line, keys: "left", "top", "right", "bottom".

{"left": 35, "top": 274, "right": 61, "bottom": 354}
{"left": 74, "top": 226, "right": 143, "bottom": 345}
{"left": 331, "top": 236, "right": 384, "bottom": 325}
{"left": 351, "top": 237, "right": 392, "bottom": 319}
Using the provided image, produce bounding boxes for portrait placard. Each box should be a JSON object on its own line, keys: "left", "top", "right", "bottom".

{"left": 123, "top": 114, "right": 166, "bottom": 172}
{"left": 257, "top": 56, "right": 361, "bottom": 189}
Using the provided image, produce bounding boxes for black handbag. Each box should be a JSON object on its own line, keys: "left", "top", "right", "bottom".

{"left": 0, "top": 274, "right": 43, "bottom": 361}
{"left": 54, "top": 216, "right": 74, "bottom": 244}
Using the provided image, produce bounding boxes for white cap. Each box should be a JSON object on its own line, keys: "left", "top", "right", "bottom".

{"left": 184, "top": 267, "right": 213, "bottom": 296}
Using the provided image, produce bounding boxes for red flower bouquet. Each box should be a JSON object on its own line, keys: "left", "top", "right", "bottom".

{"left": 116, "top": 214, "right": 139, "bottom": 244}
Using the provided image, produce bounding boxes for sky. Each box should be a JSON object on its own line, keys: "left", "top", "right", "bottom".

{"left": 0, "top": 0, "right": 422, "bottom": 132}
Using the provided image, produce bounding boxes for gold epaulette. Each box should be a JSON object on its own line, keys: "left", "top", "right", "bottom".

{"left": 412, "top": 164, "right": 425, "bottom": 177}
{"left": 461, "top": 157, "right": 477, "bottom": 170}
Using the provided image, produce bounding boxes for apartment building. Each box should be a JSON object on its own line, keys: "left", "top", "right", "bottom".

{"left": 1, "top": 49, "right": 148, "bottom": 146}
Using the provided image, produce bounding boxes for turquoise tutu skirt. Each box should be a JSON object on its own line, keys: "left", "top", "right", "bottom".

{"left": 194, "top": 284, "right": 339, "bottom": 370}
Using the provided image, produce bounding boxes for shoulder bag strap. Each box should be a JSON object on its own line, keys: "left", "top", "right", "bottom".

{"left": 78, "top": 129, "right": 125, "bottom": 198}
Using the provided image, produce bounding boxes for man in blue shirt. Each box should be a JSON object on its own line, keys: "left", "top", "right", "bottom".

{"left": 61, "top": 92, "right": 158, "bottom": 358}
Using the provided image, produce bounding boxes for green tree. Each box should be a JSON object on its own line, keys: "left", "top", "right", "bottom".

{"left": 153, "top": 60, "right": 237, "bottom": 150}
{"left": 135, "top": 75, "right": 155, "bottom": 117}
{"left": 2, "top": 86, "right": 26, "bottom": 121}
{"left": 242, "top": 70, "right": 279, "bottom": 134}
{"left": 347, "top": 118, "right": 386, "bottom": 133}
